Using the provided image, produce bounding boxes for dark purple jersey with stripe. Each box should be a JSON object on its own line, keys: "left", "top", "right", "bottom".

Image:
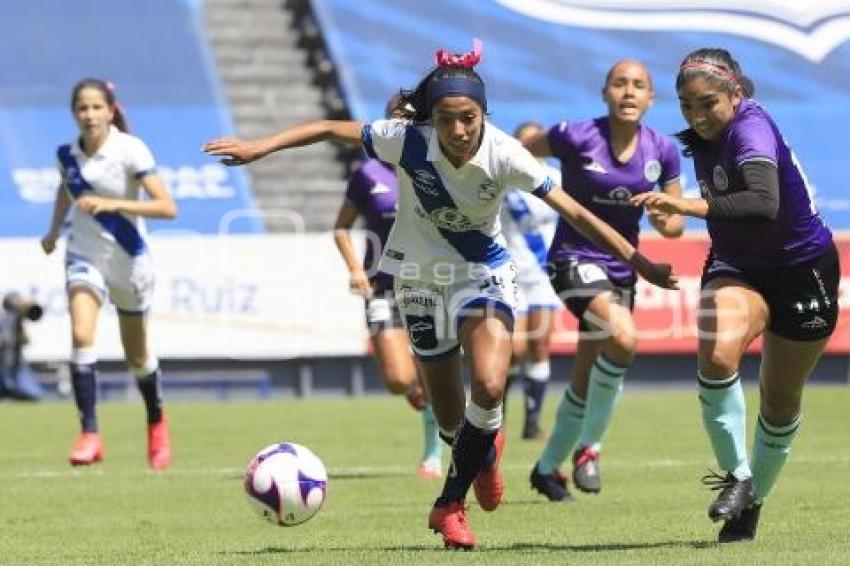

{"left": 694, "top": 99, "right": 832, "bottom": 268}
{"left": 547, "top": 118, "right": 681, "bottom": 280}
{"left": 344, "top": 159, "right": 398, "bottom": 288}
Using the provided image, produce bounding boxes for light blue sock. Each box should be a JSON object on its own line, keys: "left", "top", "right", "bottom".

{"left": 752, "top": 413, "right": 801, "bottom": 501}
{"left": 697, "top": 372, "right": 751, "bottom": 480}
{"left": 421, "top": 405, "right": 442, "bottom": 462}
{"left": 577, "top": 354, "right": 626, "bottom": 452}
{"left": 538, "top": 387, "right": 585, "bottom": 474}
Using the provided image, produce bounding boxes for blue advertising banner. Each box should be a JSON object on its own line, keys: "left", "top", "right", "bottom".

{"left": 314, "top": 0, "right": 850, "bottom": 230}
{"left": 0, "top": 1, "right": 263, "bottom": 236}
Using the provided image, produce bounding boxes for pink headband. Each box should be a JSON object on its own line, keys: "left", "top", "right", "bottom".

{"left": 680, "top": 61, "right": 737, "bottom": 83}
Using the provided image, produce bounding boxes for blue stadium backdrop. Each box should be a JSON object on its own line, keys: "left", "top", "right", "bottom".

{"left": 313, "top": 0, "right": 850, "bottom": 232}
{"left": 0, "top": 0, "right": 263, "bottom": 236}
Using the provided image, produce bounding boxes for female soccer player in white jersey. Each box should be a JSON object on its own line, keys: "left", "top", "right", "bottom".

{"left": 524, "top": 60, "right": 684, "bottom": 501}
{"left": 204, "top": 41, "right": 676, "bottom": 550}
{"left": 501, "top": 121, "right": 562, "bottom": 441}
{"left": 41, "top": 79, "right": 177, "bottom": 470}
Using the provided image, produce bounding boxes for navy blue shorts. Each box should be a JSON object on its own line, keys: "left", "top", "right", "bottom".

{"left": 701, "top": 243, "right": 839, "bottom": 342}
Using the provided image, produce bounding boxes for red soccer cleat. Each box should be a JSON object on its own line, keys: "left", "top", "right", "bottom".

{"left": 147, "top": 415, "right": 172, "bottom": 471}
{"left": 428, "top": 500, "right": 475, "bottom": 550}
{"left": 472, "top": 428, "right": 505, "bottom": 512}
{"left": 69, "top": 432, "right": 104, "bottom": 466}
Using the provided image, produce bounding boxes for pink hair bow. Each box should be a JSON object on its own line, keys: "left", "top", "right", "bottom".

{"left": 435, "top": 38, "right": 483, "bottom": 68}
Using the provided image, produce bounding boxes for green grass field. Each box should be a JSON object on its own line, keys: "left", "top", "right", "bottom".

{"left": 2, "top": 385, "right": 849, "bottom": 565}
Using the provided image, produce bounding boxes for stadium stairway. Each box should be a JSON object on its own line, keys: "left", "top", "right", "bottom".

{"left": 204, "top": 0, "right": 348, "bottom": 232}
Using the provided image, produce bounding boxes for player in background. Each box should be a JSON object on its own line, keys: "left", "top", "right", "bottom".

{"left": 333, "top": 95, "right": 443, "bottom": 479}
{"left": 204, "top": 41, "right": 676, "bottom": 550}
{"left": 501, "top": 121, "right": 562, "bottom": 441}
{"left": 41, "top": 79, "right": 177, "bottom": 469}
{"left": 632, "top": 48, "right": 838, "bottom": 542}
{"left": 525, "top": 59, "right": 684, "bottom": 501}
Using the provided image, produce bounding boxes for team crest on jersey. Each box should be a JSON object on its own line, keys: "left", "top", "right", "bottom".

{"left": 644, "top": 160, "right": 662, "bottom": 183}
{"left": 412, "top": 169, "right": 440, "bottom": 197}
{"left": 495, "top": 0, "right": 850, "bottom": 62}
{"left": 699, "top": 179, "right": 709, "bottom": 197}
{"left": 429, "top": 207, "right": 483, "bottom": 232}
{"left": 478, "top": 179, "right": 498, "bottom": 200}
{"left": 712, "top": 165, "right": 729, "bottom": 191}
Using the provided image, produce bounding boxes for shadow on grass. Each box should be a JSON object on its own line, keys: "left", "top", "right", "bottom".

{"left": 226, "top": 539, "right": 715, "bottom": 555}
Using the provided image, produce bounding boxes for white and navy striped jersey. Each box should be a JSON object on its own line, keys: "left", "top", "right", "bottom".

{"left": 56, "top": 125, "right": 156, "bottom": 260}
{"left": 362, "top": 119, "right": 554, "bottom": 284}
{"left": 501, "top": 164, "right": 560, "bottom": 284}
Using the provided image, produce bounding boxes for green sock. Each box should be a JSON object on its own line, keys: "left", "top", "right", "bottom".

{"left": 752, "top": 413, "right": 801, "bottom": 501}
{"left": 538, "top": 387, "right": 585, "bottom": 474}
{"left": 577, "top": 354, "right": 626, "bottom": 452}
{"left": 421, "top": 405, "right": 442, "bottom": 463}
{"left": 698, "top": 372, "right": 751, "bottom": 480}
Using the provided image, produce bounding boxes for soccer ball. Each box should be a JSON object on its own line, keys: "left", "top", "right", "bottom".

{"left": 244, "top": 442, "right": 328, "bottom": 526}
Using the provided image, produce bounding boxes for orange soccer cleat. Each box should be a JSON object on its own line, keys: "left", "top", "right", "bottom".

{"left": 147, "top": 415, "right": 172, "bottom": 471}
{"left": 472, "top": 428, "right": 505, "bottom": 512}
{"left": 428, "top": 500, "right": 474, "bottom": 550}
{"left": 69, "top": 432, "right": 104, "bottom": 466}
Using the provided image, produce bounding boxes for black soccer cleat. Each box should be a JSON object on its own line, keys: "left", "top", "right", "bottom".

{"left": 719, "top": 503, "right": 762, "bottom": 543}
{"left": 572, "top": 446, "right": 601, "bottom": 494}
{"left": 702, "top": 470, "right": 756, "bottom": 522}
{"left": 530, "top": 463, "right": 574, "bottom": 502}
{"left": 521, "top": 420, "right": 545, "bottom": 441}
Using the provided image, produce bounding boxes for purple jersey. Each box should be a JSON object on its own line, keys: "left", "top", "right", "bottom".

{"left": 547, "top": 118, "right": 681, "bottom": 280}
{"left": 344, "top": 159, "right": 398, "bottom": 289}
{"left": 695, "top": 99, "right": 832, "bottom": 268}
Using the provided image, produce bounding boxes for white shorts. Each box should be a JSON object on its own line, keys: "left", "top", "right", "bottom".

{"left": 65, "top": 251, "right": 155, "bottom": 314}
{"left": 394, "top": 262, "right": 519, "bottom": 360}
{"left": 516, "top": 275, "right": 561, "bottom": 314}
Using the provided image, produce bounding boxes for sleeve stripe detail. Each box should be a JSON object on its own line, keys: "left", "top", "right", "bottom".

{"left": 362, "top": 124, "right": 378, "bottom": 159}
{"left": 531, "top": 177, "right": 554, "bottom": 198}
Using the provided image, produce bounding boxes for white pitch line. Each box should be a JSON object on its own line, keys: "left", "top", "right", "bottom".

{"left": 6, "top": 454, "right": 850, "bottom": 480}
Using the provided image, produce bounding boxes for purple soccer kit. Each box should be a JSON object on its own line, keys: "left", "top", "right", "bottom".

{"left": 693, "top": 98, "right": 832, "bottom": 268}
{"left": 547, "top": 118, "right": 681, "bottom": 280}
{"left": 344, "top": 158, "right": 399, "bottom": 289}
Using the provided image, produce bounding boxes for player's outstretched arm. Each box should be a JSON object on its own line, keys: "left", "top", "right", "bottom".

{"left": 202, "top": 120, "right": 365, "bottom": 166}
{"left": 647, "top": 179, "right": 685, "bottom": 238}
{"left": 544, "top": 185, "right": 678, "bottom": 289}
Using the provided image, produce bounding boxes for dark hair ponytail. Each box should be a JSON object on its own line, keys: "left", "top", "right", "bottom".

{"left": 70, "top": 78, "right": 130, "bottom": 133}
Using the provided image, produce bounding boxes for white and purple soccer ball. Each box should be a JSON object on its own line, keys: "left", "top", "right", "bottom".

{"left": 244, "top": 442, "right": 328, "bottom": 526}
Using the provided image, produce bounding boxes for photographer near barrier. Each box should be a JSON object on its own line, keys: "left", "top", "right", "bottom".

{"left": 0, "top": 292, "right": 44, "bottom": 401}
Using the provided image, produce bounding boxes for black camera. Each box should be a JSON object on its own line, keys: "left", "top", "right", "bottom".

{"left": 3, "top": 292, "right": 43, "bottom": 322}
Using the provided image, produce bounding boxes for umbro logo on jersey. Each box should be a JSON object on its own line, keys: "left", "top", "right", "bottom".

{"left": 582, "top": 160, "right": 607, "bottom": 174}
{"left": 412, "top": 169, "right": 440, "bottom": 196}
{"left": 370, "top": 183, "right": 391, "bottom": 194}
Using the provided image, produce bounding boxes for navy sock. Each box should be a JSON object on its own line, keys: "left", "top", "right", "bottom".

{"left": 71, "top": 363, "right": 98, "bottom": 432}
{"left": 136, "top": 369, "right": 163, "bottom": 425}
{"left": 523, "top": 377, "right": 547, "bottom": 427}
{"left": 436, "top": 419, "right": 496, "bottom": 506}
